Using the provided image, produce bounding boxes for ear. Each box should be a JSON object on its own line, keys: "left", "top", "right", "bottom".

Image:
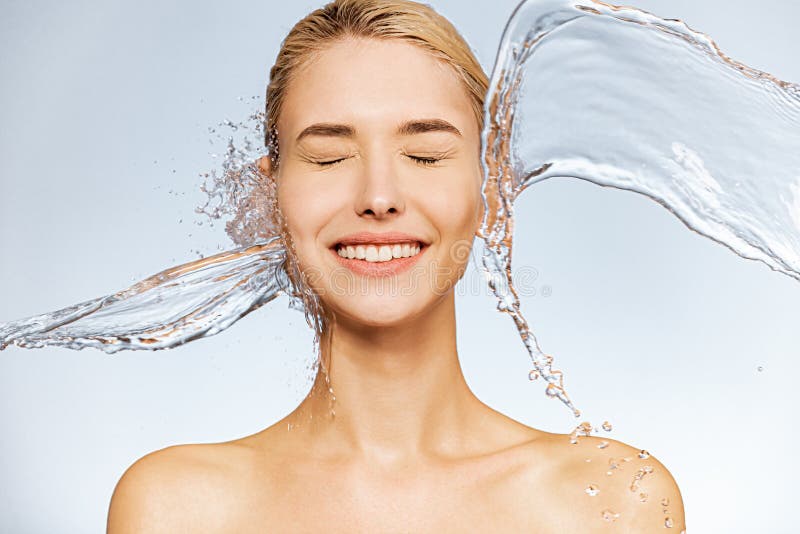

{"left": 257, "top": 156, "right": 272, "bottom": 177}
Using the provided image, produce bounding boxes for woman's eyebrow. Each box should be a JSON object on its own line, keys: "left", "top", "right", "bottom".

{"left": 294, "top": 118, "right": 461, "bottom": 142}
{"left": 296, "top": 123, "right": 355, "bottom": 142}
{"left": 396, "top": 118, "right": 462, "bottom": 137}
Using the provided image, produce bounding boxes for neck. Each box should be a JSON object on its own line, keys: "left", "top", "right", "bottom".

{"left": 290, "top": 290, "right": 488, "bottom": 465}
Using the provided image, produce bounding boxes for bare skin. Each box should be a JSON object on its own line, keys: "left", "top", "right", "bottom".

{"left": 107, "top": 38, "right": 685, "bottom": 533}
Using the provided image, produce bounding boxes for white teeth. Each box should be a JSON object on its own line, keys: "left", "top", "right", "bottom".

{"left": 337, "top": 242, "right": 423, "bottom": 262}
{"left": 377, "top": 245, "right": 391, "bottom": 261}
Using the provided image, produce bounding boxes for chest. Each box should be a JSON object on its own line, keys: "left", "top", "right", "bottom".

{"left": 223, "top": 461, "right": 588, "bottom": 533}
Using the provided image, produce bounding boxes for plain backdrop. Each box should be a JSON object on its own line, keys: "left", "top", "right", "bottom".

{"left": 1, "top": 0, "right": 798, "bottom": 532}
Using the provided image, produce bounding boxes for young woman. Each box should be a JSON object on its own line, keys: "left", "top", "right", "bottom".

{"left": 107, "top": 1, "right": 684, "bottom": 531}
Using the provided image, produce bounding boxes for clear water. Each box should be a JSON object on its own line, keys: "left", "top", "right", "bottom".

{"left": 2, "top": 0, "right": 799, "bottom": 423}
{"left": 478, "top": 0, "right": 800, "bottom": 416}
{"left": 0, "top": 240, "right": 288, "bottom": 352}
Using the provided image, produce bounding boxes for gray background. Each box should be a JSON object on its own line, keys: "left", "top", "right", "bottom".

{"left": 1, "top": 0, "right": 798, "bottom": 532}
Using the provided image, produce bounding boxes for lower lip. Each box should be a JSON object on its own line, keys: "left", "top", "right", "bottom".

{"left": 331, "top": 246, "right": 426, "bottom": 277}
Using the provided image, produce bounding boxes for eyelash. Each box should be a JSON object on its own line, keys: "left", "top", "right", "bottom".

{"left": 313, "top": 155, "right": 442, "bottom": 167}
{"left": 408, "top": 155, "right": 441, "bottom": 166}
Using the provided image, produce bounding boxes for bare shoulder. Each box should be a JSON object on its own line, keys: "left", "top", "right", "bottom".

{"left": 523, "top": 431, "right": 686, "bottom": 532}
{"left": 106, "top": 440, "right": 260, "bottom": 533}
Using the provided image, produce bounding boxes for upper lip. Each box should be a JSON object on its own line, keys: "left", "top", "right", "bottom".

{"left": 333, "top": 231, "right": 429, "bottom": 247}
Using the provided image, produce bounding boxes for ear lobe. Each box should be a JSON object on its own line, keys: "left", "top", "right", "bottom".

{"left": 257, "top": 156, "right": 272, "bottom": 176}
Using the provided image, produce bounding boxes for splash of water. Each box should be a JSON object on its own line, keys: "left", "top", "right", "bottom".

{"left": 2, "top": 0, "right": 800, "bottom": 420}
{"left": 196, "top": 107, "right": 277, "bottom": 248}
{"left": 0, "top": 240, "right": 287, "bottom": 352}
{"left": 477, "top": 0, "right": 800, "bottom": 415}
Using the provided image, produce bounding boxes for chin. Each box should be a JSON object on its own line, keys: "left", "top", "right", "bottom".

{"left": 327, "top": 294, "right": 430, "bottom": 328}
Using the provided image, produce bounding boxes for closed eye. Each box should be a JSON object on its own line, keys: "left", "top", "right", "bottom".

{"left": 312, "top": 155, "right": 443, "bottom": 167}
{"left": 314, "top": 158, "right": 347, "bottom": 167}
{"left": 407, "top": 155, "right": 441, "bottom": 166}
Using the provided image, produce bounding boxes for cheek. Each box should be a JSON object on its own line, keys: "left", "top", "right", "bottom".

{"left": 277, "top": 172, "right": 350, "bottom": 276}
{"left": 429, "top": 170, "right": 482, "bottom": 234}
{"left": 276, "top": 178, "right": 326, "bottom": 259}
{"left": 422, "top": 172, "right": 481, "bottom": 265}
{"left": 276, "top": 179, "right": 334, "bottom": 298}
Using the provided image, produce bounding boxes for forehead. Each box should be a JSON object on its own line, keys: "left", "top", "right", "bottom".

{"left": 278, "top": 38, "right": 475, "bottom": 139}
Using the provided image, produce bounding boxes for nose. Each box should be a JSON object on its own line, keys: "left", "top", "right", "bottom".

{"left": 355, "top": 156, "right": 405, "bottom": 219}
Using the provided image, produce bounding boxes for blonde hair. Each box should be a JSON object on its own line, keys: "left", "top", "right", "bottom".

{"left": 264, "top": 0, "right": 489, "bottom": 164}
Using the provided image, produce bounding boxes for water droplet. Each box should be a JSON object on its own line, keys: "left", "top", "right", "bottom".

{"left": 597, "top": 441, "right": 609, "bottom": 449}
{"left": 585, "top": 484, "right": 599, "bottom": 497}
{"left": 601, "top": 509, "right": 620, "bottom": 522}
{"left": 570, "top": 421, "right": 593, "bottom": 443}
{"left": 664, "top": 517, "right": 674, "bottom": 528}
{"left": 602, "top": 421, "right": 613, "bottom": 432}
{"left": 528, "top": 369, "right": 539, "bottom": 380}
{"left": 608, "top": 458, "right": 620, "bottom": 472}
{"left": 639, "top": 492, "right": 648, "bottom": 503}
{"left": 661, "top": 498, "right": 670, "bottom": 507}
{"left": 638, "top": 450, "right": 650, "bottom": 459}
{"left": 629, "top": 466, "right": 654, "bottom": 492}
{"left": 757, "top": 365, "right": 764, "bottom": 372}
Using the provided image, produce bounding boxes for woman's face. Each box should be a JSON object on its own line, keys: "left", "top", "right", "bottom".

{"left": 274, "top": 37, "right": 482, "bottom": 327}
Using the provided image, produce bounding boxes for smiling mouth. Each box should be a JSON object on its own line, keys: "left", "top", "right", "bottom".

{"left": 335, "top": 242, "right": 423, "bottom": 263}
